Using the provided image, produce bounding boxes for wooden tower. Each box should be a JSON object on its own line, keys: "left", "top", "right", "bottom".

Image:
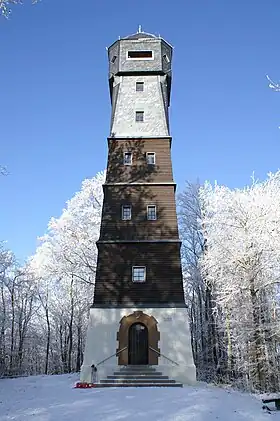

{"left": 80, "top": 29, "right": 196, "bottom": 384}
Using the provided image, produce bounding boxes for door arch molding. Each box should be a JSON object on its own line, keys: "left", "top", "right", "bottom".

{"left": 116, "top": 311, "right": 160, "bottom": 365}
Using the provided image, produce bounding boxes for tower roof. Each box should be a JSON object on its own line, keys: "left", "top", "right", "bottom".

{"left": 123, "top": 31, "right": 158, "bottom": 40}
{"left": 122, "top": 25, "right": 158, "bottom": 40}
{"left": 107, "top": 27, "right": 173, "bottom": 50}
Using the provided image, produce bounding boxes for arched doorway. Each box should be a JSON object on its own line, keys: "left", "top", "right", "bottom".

{"left": 128, "top": 323, "right": 149, "bottom": 365}
{"left": 116, "top": 311, "right": 160, "bottom": 365}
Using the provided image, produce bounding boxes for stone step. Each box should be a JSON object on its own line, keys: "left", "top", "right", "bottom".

{"left": 95, "top": 383, "right": 183, "bottom": 388}
{"left": 101, "top": 378, "right": 176, "bottom": 384}
{"left": 98, "top": 365, "right": 182, "bottom": 388}
{"left": 118, "top": 366, "right": 157, "bottom": 373}
{"left": 121, "top": 365, "right": 155, "bottom": 369}
{"left": 118, "top": 367, "right": 157, "bottom": 372}
{"left": 114, "top": 371, "right": 163, "bottom": 376}
{"left": 120, "top": 365, "right": 157, "bottom": 370}
{"left": 108, "top": 374, "right": 169, "bottom": 380}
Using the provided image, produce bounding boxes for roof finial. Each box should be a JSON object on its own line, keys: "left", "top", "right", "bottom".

{"left": 138, "top": 24, "right": 142, "bottom": 33}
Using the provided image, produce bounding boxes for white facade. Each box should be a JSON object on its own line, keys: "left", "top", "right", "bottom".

{"left": 111, "top": 75, "right": 169, "bottom": 138}
{"left": 80, "top": 307, "right": 196, "bottom": 385}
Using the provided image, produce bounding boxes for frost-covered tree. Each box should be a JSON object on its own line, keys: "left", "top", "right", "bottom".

{"left": 178, "top": 181, "right": 221, "bottom": 382}
{"left": 29, "top": 171, "right": 105, "bottom": 374}
{"left": 31, "top": 171, "right": 105, "bottom": 286}
{"left": 0, "top": 243, "right": 14, "bottom": 375}
{"left": 0, "top": 245, "right": 38, "bottom": 377}
{"left": 0, "top": 171, "right": 105, "bottom": 377}
{"left": 200, "top": 172, "right": 280, "bottom": 392}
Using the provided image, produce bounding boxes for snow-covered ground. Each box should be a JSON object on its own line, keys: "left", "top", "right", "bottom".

{"left": 0, "top": 373, "right": 279, "bottom": 420}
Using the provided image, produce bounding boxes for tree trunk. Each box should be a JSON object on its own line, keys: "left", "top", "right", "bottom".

{"left": 205, "top": 284, "right": 218, "bottom": 380}
{"left": 9, "top": 280, "right": 15, "bottom": 375}
{"left": 0, "top": 283, "right": 6, "bottom": 375}
{"left": 67, "top": 275, "right": 74, "bottom": 373}
{"left": 249, "top": 277, "right": 265, "bottom": 391}
{"left": 44, "top": 304, "right": 51, "bottom": 375}
{"left": 59, "top": 324, "right": 67, "bottom": 373}
{"left": 76, "top": 323, "right": 82, "bottom": 372}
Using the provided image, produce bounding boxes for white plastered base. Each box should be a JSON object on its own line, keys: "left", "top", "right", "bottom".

{"left": 80, "top": 307, "right": 196, "bottom": 385}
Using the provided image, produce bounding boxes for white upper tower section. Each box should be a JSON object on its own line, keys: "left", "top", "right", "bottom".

{"left": 107, "top": 29, "right": 173, "bottom": 138}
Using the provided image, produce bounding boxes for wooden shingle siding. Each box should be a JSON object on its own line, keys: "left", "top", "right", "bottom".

{"left": 93, "top": 135, "right": 185, "bottom": 306}
{"left": 94, "top": 243, "right": 185, "bottom": 306}
{"left": 106, "top": 138, "right": 174, "bottom": 184}
{"left": 99, "top": 185, "right": 179, "bottom": 241}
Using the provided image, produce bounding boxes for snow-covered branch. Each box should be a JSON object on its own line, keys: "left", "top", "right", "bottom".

{"left": 267, "top": 75, "right": 280, "bottom": 92}
{"left": 0, "top": 0, "right": 38, "bottom": 18}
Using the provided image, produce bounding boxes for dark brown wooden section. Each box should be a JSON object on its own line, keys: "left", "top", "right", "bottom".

{"left": 106, "top": 138, "right": 173, "bottom": 184}
{"left": 116, "top": 311, "right": 160, "bottom": 365}
{"left": 99, "top": 184, "right": 179, "bottom": 241}
{"left": 93, "top": 242, "right": 185, "bottom": 306}
{"left": 94, "top": 135, "right": 185, "bottom": 307}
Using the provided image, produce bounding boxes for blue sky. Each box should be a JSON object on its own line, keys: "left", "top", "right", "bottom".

{"left": 1, "top": 0, "right": 280, "bottom": 262}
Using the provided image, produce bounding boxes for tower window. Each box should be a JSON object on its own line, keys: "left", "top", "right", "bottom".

{"left": 136, "top": 82, "right": 144, "bottom": 92}
{"left": 127, "top": 51, "right": 153, "bottom": 60}
{"left": 163, "top": 54, "right": 170, "bottom": 64}
{"left": 146, "top": 152, "right": 156, "bottom": 165}
{"left": 123, "top": 152, "right": 132, "bottom": 165}
{"left": 147, "top": 205, "right": 157, "bottom": 220}
{"left": 135, "top": 111, "right": 144, "bottom": 122}
{"left": 122, "top": 205, "right": 131, "bottom": 220}
{"left": 111, "top": 55, "right": 117, "bottom": 63}
{"left": 132, "top": 266, "right": 146, "bottom": 283}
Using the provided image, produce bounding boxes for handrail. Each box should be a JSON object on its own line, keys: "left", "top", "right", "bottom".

{"left": 96, "top": 346, "right": 128, "bottom": 367}
{"left": 149, "top": 346, "right": 179, "bottom": 366}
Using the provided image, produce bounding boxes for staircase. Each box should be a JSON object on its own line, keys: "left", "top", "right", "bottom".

{"left": 96, "top": 365, "right": 183, "bottom": 387}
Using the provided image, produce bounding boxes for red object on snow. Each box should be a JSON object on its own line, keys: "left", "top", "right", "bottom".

{"left": 74, "top": 382, "right": 96, "bottom": 389}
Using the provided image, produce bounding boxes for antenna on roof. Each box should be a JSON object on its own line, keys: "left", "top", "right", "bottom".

{"left": 138, "top": 24, "right": 142, "bottom": 33}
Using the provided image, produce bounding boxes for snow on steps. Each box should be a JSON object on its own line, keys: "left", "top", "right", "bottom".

{"left": 96, "top": 365, "right": 183, "bottom": 388}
